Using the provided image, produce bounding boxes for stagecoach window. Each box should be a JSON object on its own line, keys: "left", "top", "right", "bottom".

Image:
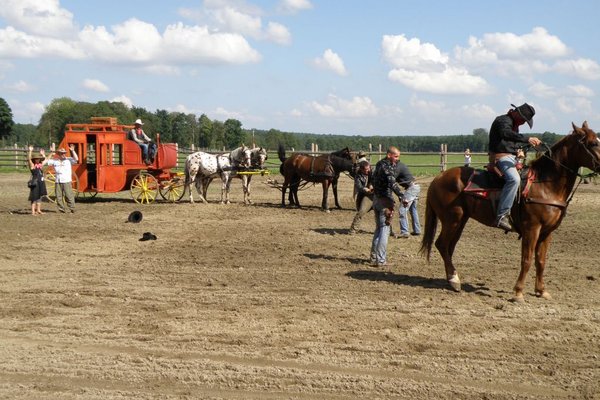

{"left": 87, "top": 143, "right": 96, "bottom": 164}
{"left": 111, "top": 144, "right": 122, "bottom": 165}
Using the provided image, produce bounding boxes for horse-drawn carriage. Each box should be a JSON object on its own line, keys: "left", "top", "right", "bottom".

{"left": 45, "top": 117, "right": 184, "bottom": 204}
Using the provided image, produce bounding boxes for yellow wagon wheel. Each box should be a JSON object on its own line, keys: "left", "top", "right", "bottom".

{"left": 130, "top": 172, "right": 159, "bottom": 204}
{"left": 159, "top": 173, "right": 186, "bottom": 202}
{"left": 44, "top": 171, "right": 80, "bottom": 203}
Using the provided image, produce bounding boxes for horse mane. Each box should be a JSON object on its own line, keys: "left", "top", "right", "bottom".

{"left": 330, "top": 147, "right": 351, "bottom": 159}
{"left": 329, "top": 154, "right": 354, "bottom": 173}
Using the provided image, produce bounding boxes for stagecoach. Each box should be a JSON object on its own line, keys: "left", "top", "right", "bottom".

{"left": 45, "top": 117, "right": 185, "bottom": 204}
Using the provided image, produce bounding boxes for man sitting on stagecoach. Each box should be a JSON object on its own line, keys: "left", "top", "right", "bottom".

{"left": 128, "top": 119, "right": 156, "bottom": 165}
{"left": 488, "top": 103, "right": 541, "bottom": 231}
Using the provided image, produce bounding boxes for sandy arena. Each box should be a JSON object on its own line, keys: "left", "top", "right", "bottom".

{"left": 0, "top": 171, "right": 598, "bottom": 399}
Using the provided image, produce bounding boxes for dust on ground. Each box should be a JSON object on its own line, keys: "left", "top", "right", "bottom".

{"left": 0, "top": 172, "right": 599, "bottom": 399}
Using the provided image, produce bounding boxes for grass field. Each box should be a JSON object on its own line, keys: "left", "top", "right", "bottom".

{"left": 1, "top": 148, "right": 488, "bottom": 177}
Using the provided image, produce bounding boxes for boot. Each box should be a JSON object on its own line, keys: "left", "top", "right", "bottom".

{"left": 494, "top": 214, "right": 512, "bottom": 231}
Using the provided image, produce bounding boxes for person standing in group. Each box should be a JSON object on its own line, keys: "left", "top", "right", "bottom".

{"left": 27, "top": 146, "right": 48, "bottom": 215}
{"left": 488, "top": 103, "right": 541, "bottom": 231}
{"left": 128, "top": 119, "right": 154, "bottom": 164}
{"left": 394, "top": 161, "right": 421, "bottom": 238}
{"left": 349, "top": 160, "right": 373, "bottom": 234}
{"left": 46, "top": 145, "right": 78, "bottom": 213}
{"left": 370, "top": 146, "right": 403, "bottom": 267}
{"left": 464, "top": 148, "right": 472, "bottom": 167}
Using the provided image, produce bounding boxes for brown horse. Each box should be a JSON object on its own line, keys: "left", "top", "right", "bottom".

{"left": 278, "top": 145, "right": 355, "bottom": 211}
{"left": 420, "top": 122, "right": 600, "bottom": 302}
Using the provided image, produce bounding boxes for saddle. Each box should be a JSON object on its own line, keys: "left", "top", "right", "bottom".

{"left": 464, "top": 167, "right": 533, "bottom": 200}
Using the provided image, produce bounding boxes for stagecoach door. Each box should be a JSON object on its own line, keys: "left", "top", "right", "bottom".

{"left": 86, "top": 134, "right": 97, "bottom": 190}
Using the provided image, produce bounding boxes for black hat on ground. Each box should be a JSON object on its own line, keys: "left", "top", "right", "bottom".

{"left": 139, "top": 232, "right": 157, "bottom": 241}
{"left": 127, "top": 210, "right": 143, "bottom": 223}
{"left": 511, "top": 103, "right": 535, "bottom": 128}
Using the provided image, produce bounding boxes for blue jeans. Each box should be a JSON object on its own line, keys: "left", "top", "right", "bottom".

{"left": 496, "top": 155, "right": 520, "bottom": 218}
{"left": 370, "top": 196, "right": 391, "bottom": 265}
{"left": 399, "top": 199, "right": 421, "bottom": 235}
{"left": 138, "top": 143, "right": 149, "bottom": 160}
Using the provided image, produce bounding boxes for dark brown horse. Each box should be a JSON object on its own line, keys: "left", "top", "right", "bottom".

{"left": 420, "top": 122, "right": 600, "bottom": 301}
{"left": 278, "top": 145, "right": 355, "bottom": 211}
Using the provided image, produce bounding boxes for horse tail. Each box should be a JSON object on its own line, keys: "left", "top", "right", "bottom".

{"left": 419, "top": 187, "right": 438, "bottom": 262}
{"left": 278, "top": 143, "right": 286, "bottom": 163}
{"left": 183, "top": 158, "right": 190, "bottom": 186}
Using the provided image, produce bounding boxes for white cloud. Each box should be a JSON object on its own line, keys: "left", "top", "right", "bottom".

{"left": 459, "top": 103, "right": 496, "bottom": 120}
{"left": 82, "top": 79, "right": 109, "bottom": 92}
{"left": 0, "top": 0, "right": 77, "bottom": 38}
{"left": 290, "top": 108, "right": 302, "bottom": 117}
{"left": 566, "top": 84, "right": 594, "bottom": 97}
{"left": 556, "top": 96, "right": 592, "bottom": 113}
{"left": 382, "top": 34, "right": 448, "bottom": 71}
{"left": 553, "top": 58, "right": 600, "bottom": 80}
{"left": 0, "top": 26, "right": 85, "bottom": 59}
{"left": 5, "top": 79, "right": 34, "bottom": 92}
{"left": 277, "top": 0, "right": 313, "bottom": 14}
{"left": 110, "top": 95, "right": 133, "bottom": 108}
{"left": 310, "top": 94, "right": 378, "bottom": 118}
{"left": 382, "top": 34, "right": 489, "bottom": 94}
{"left": 9, "top": 99, "right": 45, "bottom": 123}
{"left": 77, "top": 19, "right": 261, "bottom": 65}
{"left": 211, "top": 6, "right": 262, "bottom": 38}
{"left": 313, "top": 49, "right": 348, "bottom": 76}
{"left": 528, "top": 82, "right": 557, "bottom": 98}
{"left": 472, "top": 27, "right": 569, "bottom": 59}
{"left": 141, "top": 65, "right": 181, "bottom": 75}
{"left": 388, "top": 66, "right": 490, "bottom": 94}
{"left": 265, "top": 22, "right": 291, "bottom": 45}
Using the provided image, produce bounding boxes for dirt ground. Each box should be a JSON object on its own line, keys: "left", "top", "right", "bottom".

{"left": 0, "top": 171, "right": 598, "bottom": 399}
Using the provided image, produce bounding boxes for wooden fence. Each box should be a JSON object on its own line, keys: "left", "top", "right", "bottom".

{"left": 0, "top": 144, "right": 484, "bottom": 174}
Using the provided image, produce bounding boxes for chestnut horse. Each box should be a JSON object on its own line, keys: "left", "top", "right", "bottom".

{"left": 420, "top": 122, "right": 600, "bottom": 302}
{"left": 278, "top": 145, "right": 354, "bottom": 211}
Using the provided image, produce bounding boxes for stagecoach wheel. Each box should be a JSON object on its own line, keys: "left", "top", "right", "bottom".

{"left": 43, "top": 171, "right": 80, "bottom": 203}
{"left": 130, "top": 172, "right": 159, "bottom": 204}
{"left": 159, "top": 175, "right": 186, "bottom": 202}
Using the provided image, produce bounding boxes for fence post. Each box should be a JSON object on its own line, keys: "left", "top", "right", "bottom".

{"left": 14, "top": 143, "right": 19, "bottom": 169}
{"left": 440, "top": 144, "right": 447, "bottom": 172}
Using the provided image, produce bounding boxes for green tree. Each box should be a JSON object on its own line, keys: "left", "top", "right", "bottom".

{"left": 0, "top": 97, "right": 14, "bottom": 141}
{"left": 198, "top": 114, "right": 213, "bottom": 149}
{"left": 212, "top": 120, "right": 225, "bottom": 150}
{"left": 224, "top": 118, "right": 244, "bottom": 149}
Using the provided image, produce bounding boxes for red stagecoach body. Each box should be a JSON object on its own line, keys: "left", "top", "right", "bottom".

{"left": 46, "top": 117, "right": 184, "bottom": 203}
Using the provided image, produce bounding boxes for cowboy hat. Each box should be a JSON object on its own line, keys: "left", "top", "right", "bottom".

{"left": 57, "top": 148, "right": 67, "bottom": 153}
{"left": 139, "top": 232, "right": 157, "bottom": 241}
{"left": 511, "top": 103, "right": 535, "bottom": 128}
{"left": 357, "top": 151, "right": 367, "bottom": 157}
{"left": 134, "top": 119, "right": 144, "bottom": 125}
{"left": 127, "top": 210, "right": 143, "bottom": 223}
{"left": 30, "top": 152, "right": 45, "bottom": 161}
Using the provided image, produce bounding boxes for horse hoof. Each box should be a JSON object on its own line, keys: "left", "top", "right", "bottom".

{"left": 536, "top": 291, "right": 552, "bottom": 300}
{"left": 510, "top": 294, "right": 525, "bottom": 303}
{"left": 448, "top": 274, "right": 461, "bottom": 292}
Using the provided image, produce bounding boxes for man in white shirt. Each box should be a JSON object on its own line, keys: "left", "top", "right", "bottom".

{"left": 46, "top": 145, "right": 78, "bottom": 213}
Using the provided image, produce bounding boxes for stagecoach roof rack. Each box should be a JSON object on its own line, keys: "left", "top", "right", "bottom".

{"left": 65, "top": 117, "right": 134, "bottom": 132}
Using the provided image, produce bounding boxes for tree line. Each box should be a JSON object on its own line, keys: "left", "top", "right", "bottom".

{"left": 0, "top": 97, "right": 564, "bottom": 152}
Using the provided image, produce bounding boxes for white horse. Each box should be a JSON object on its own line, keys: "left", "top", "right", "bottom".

{"left": 239, "top": 147, "right": 268, "bottom": 204}
{"left": 184, "top": 145, "right": 252, "bottom": 204}
{"left": 201, "top": 147, "right": 268, "bottom": 205}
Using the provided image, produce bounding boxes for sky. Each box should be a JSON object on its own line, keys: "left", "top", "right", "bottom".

{"left": 1, "top": 0, "right": 600, "bottom": 137}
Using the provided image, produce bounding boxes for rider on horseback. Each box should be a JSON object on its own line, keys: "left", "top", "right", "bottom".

{"left": 488, "top": 103, "right": 541, "bottom": 231}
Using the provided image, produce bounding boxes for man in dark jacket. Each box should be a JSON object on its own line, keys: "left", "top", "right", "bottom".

{"left": 394, "top": 161, "right": 421, "bottom": 238}
{"left": 369, "top": 146, "right": 403, "bottom": 266}
{"left": 349, "top": 160, "right": 373, "bottom": 234}
{"left": 488, "top": 103, "right": 541, "bottom": 231}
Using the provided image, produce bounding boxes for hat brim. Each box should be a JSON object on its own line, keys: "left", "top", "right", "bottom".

{"left": 511, "top": 103, "right": 533, "bottom": 128}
